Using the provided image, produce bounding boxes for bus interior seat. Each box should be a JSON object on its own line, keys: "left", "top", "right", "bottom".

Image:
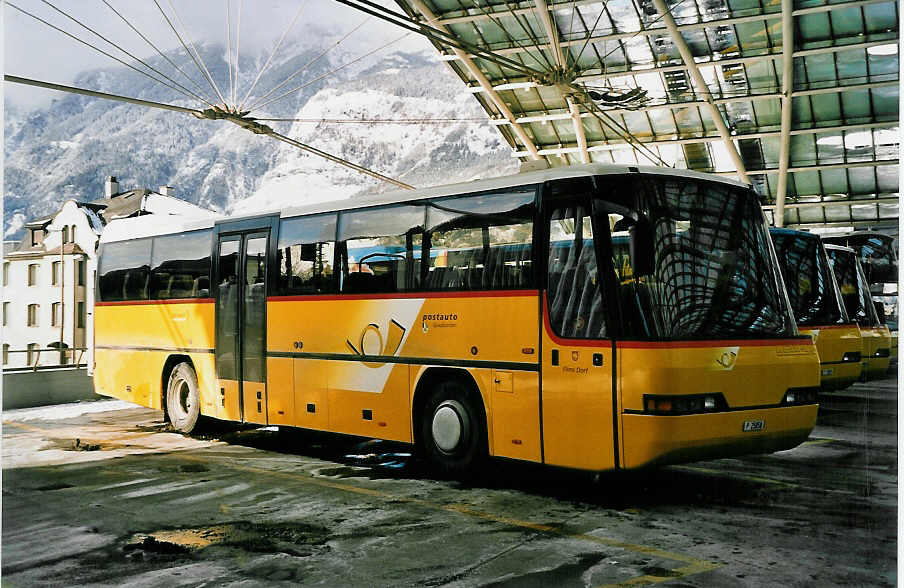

{"left": 343, "top": 271, "right": 376, "bottom": 293}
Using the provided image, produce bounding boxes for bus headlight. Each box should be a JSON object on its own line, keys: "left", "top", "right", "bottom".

{"left": 783, "top": 387, "right": 818, "bottom": 406}
{"left": 842, "top": 351, "right": 862, "bottom": 363}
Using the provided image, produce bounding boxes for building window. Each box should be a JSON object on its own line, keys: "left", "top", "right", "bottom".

{"left": 71, "top": 225, "right": 76, "bottom": 244}
{"left": 77, "top": 301, "right": 86, "bottom": 329}
{"left": 52, "top": 261, "right": 61, "bottom": 285}
{"left": 27, "top": 264, "right": 39, "bottom": 286}
{"left": 52, "top": 302, "right": 61, "bottom": 326}
{"left": 2, "top": 262, "right": 8, "bottom": 286}
{"left": 27, "top": 304, "right": 39, "bottom": 327}
{"left": 26, "top": 343, "right": 39, "bottom": 366}
{"left": 77, "top": 259, "right": 86, "bottom": 286}
{"left": 2, "top": 302, "right": 8, "bottom": 326}
{"left": 2, "top": 344, "right": 8, "bottom": 366}
{"left": 31, "top": 229, "right": 41, "bottom": 247}
{"left": 62, "top": 226, "right": 70, "bottom": 244}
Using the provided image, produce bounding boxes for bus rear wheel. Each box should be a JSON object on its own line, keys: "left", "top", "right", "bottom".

{"left": 166, "top": 362, "right": 200, "bottom": 433}
{"left": 420, "top": 380, "right": 486, "bottom": 474}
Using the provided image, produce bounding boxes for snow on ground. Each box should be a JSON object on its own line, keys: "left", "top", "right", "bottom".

{"left": 3, "top": 400, "right": 141, "bottom": 422}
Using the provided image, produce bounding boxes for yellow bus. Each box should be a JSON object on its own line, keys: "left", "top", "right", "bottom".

{"left": 94, "top": 164, "right": 820, "bottom": 473}
{"left": 770, "top": 229, "right": 862, "bottom": 390}
{"left": 825, "top": 244, "right": 891, "bottom": 379}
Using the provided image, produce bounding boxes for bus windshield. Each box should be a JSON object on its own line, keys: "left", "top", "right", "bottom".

{"left": 827, "top": 247, "right": 880, "bottom": 327}
{"left": 770, "top": 230, "right": 847, "bottom": 327}
{"left": 607, "top": 177, "right": 795, "bottom": 340}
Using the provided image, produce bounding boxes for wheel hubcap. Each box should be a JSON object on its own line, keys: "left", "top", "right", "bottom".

{"left": 177, "top": 380, "right": 190, "bottom": 415}
{"left": 432, "top": 401, "right": 466, "bottom": 453}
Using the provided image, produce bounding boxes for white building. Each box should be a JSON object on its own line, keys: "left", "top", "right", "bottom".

{"left": 2, "top": 177, "right": 218, "bottom": 370}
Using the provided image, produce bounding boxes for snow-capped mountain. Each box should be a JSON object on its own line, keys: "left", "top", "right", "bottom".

{"left": 4, "top": 37, "right": 517, "bottom": 238}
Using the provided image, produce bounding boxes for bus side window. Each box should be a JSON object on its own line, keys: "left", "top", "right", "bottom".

{"left": 338, "top": 205, "right": 425, "bottom": 294}
{"left": 424, "top": 188, "right": 535, "bottom": 291}
{"left": 277, "top": 214, "right": 338, "bottom": 295}
{"left": 149, "top": 229, "right": 212, "bottom": 299}
{"left": 98, "top": 238, "right": 152, "bottom": 302}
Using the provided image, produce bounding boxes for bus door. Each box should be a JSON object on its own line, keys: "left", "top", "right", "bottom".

{"left": 541, "top": 199, "right": 617, "bottom": 471}
{"left": 215, "top": 228, "right": 270, "bottom": 425}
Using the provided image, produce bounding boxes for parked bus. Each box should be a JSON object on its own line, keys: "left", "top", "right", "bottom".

{"left": 823, "top": 232, "right": 897, "bottom": 370}
{"left": 770, "top": 229, "right": 862, "bottom": 389}
{"left": 825, "top": 244, "right": 891, "bottom": 379}
{"left": 94, "top": 164, "right": 819, "bottom": 473}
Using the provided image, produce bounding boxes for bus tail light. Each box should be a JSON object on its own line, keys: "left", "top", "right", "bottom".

{"left": 643, "top": 393, "right": 727, "bottom": 415}
{"left": 873, "top": 348, "right": 890, "bottom": 358}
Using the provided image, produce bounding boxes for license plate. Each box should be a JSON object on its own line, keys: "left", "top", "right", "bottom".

{"left": 742, "top": 419, "right": 765, "bottom": 432}
{"left": 821, "top": 368, "right": 834, "bottom": 376}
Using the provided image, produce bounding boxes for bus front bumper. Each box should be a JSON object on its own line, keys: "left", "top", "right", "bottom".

{"left": 620, "top": 405, "right": 818, "bottom": 469}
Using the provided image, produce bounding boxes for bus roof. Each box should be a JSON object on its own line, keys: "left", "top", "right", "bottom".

{"left": 100, "top": 164, "right": 750, "bottom": 244}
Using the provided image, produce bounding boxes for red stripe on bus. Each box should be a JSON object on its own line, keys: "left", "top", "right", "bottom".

{"left": 268, "top": 289, "right": 539, "bottom": 302}
{"left": 616, "top": 338, "right": 814, "bottom": 349}
{"left": 798, "top": 324, "right": 860, "bottom": 330}
{"left": 95, "top": 298, "right": 214, "bottom": 306}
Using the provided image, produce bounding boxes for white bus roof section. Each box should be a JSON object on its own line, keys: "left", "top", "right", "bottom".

{"left": 101, "top": 164, "right": 747, "bottom": 243}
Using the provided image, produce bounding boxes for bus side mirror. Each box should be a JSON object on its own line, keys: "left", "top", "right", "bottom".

{"left": 630, "top": 220, "right": 655, "bottom": 277}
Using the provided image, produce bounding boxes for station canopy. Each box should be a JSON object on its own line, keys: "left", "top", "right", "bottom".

{"left": 394, "top": 0, "right": 899, "bottom": 230}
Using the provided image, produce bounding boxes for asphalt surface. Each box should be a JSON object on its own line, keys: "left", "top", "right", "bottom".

{"left": 2, "top": 376, "right": 897, "bottom": 587}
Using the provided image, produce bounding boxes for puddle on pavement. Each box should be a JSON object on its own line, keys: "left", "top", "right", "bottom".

{"left": 46, "top": 438, "right": 111, "bottom": 452}
{"left": 123, "top": 521, "right": 331, "bottom": 557}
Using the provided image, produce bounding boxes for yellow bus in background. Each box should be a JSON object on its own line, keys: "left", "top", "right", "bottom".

{"left": 94, "top": 164, "right": 820, "bottom": 473}
{"left": 770, "top": 229, "right": 862, "bottom": 390}
{"left": 825, "top": 244, "right": 891, "bottom": 379}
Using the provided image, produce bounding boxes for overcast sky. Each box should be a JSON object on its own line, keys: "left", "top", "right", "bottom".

{"left": 4, "top": 0, "right": 433, "bottom": 111}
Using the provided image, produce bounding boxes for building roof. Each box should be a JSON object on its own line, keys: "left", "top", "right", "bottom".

{"left": 394, "top": 0, "right": 899, "bottom": 231}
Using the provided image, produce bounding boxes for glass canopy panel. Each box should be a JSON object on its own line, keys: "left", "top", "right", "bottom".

{"left": 839, "top": 89, "right": 873, "bottom": 123}
{"left": 791, "top": 95, "right": 814, "bottom": 125}
{"left": 734, "top": 21, "right": 772, "bottom": 54}
{"left": 792, "top": 171, "right": 822, "bottom": 196}
{"left": 847, "top": 167, "right": 878, "bottom": 195}
{"left": 810, "top": 94, "right": 843, "bottom": 126}
{"left": 803, "top": 53, "right": 838, "bottom": 89}
{"left": 863, "top": 2, "right": 898, "bottom": 33}
{"left": 829, "top": 6, "right": 865, "bottom": 39}
{"left": 867, "top": 50, "right": 899, "bottom": 80}
{"left": 751, "top": 97, "right": 781, "bottom": 130}
{"left": 791, "top": 134, "right": 819, "bottom": 166}
{"left": 835, "top": 51, "right": 869, "bottom": 89}
{"left": 744, "top": 60, "right": 778, "bottom": 94}
{"left": 875, "top": 166, "right": 898, "bottom": 193}
{"left": 870, "top": 86, "right": 899, "bottom": 117}
{"left": 819, "top": 169, "right": 849, "bottom": 195}
{"left": 797, "top": 13, "right": 832, "bottom": 45}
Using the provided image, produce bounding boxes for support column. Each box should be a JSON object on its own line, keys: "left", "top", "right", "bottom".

{"left": 650, "top": 0, "right": 750, "bottom": 183}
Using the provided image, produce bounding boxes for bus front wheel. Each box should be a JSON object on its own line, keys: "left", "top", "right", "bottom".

{"left": 421, "top": 380, "right": 486, "bottom": 474}
{"left": 166, "top": 362, "right": 200, "bottom": 433}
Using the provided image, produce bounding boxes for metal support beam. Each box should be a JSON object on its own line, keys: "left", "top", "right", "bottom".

{"left": 775, "top": 0, "right": 795, "bottom": 227}
{"left": 717, "top": 159, "right": 899, "bottom": 175}
{"left": 410, "top": 0, "right": 542, "bottom": 161}
{"left": 489, "top": 80, "right": 898, "bottom": 122}
{"left": 534, "top": 0, "right": 565, "bottom": 69}
{"left": 565, "top": 95, "right": 590, "bottom": 163}
{"left": 763, "top": 196, "right": 900, "bottom": 210}
{"left": 645, "top": 0, "right": 748, "bottom": 181}
{"left": 463, "top": 39, "right": 897, "bottom": 88}
{"left": 436, "top": 0, "right": 889, "bottom": 31}
{"left": 508, "top": 120, "right": 900, "bottom": 156}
